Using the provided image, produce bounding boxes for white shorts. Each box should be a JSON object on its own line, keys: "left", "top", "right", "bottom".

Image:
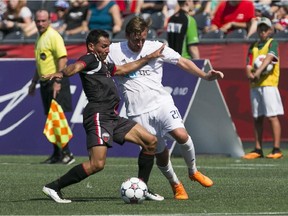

{"left": 250, "top": 86, "right": 284, "bottom": 118}
{"left": 129, "top": 103, "right": 185, "bottom": 153}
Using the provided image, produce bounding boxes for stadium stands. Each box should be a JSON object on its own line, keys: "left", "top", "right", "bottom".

{"left": 1, "top": 1, "right": 288, "bottom": 44}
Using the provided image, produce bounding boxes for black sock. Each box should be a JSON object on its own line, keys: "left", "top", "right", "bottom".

{"left": 138, "top": 150, "right": 154, "bottom": 184}
{"left": 46, "top": 164, "right": 88, "bottom": 190}
{"left": 52, "top": 144, "right": 61, "bottom": 158}
{"left": 272, "top": 147, "right": 281, "bottom": 153}
{"left": 62, "top": 144, "right": 71, "bottom": 155}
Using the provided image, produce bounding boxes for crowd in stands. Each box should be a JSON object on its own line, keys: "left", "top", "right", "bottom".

{"left": 0, "top": 0, "right": 288, "bottom": 43}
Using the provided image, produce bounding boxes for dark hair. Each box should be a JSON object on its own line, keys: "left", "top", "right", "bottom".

{"left": 177, "top": 0, "right": 186, "bottom": 7}
{"left": 86, "top": 29, "right": 110, "bottom": 48}
{"left": 125, "top": 16, "right": 150, "bottom": 36}
{"left": 35, "top": 9, "right": 51, "bottom": 20}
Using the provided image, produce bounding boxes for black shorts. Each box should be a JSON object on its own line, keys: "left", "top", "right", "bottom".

{"left": 83, "top": 112, "right": 137, "bottom": 149}
{"left": 40, "top": 77, "right": 72, "bottom": 115}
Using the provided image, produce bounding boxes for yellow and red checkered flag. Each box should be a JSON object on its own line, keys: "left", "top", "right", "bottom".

{"left": 43, "top": 99, "right": 73, "bottom": 148}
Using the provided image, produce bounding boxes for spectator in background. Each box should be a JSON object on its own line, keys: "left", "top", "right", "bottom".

{"left": 88, "top": 0, "right": 122, "bottom": 35}
{"left": 0, "top": 0, "right": 35, "bottom": 37}
{"left": 63, "top": 0, "right": 89, "bottom": 37}
{"left": 192, "top": 0, "right": 215, "bottom": 16}
{"left": 204, "top": 0, "right": 255, "bottom": 34}
{"left": 162, "top": 0, "right": 179, "bottom": 28}
{"left": 247, "top": 2, "right": 272, "bottom": 38}
{"left": 167, "top": 0, "right": 200, "bottom": 59}
{"left": 116, "top": 0, "right": 142, "bottom": 16}
{"left": 0, "top": 0, "right": 7, "bottom": 20}
{"left": 139, "top": 0, "right": 165, "bottom": 20}
{"left": 243, "top": 17, "right": 283, "bottom": 160}
{"left": 273, "top": 4, "right": 288, "bottom": 32}
{"left": 50, "top": 0, "right": 69, "bottom": 35}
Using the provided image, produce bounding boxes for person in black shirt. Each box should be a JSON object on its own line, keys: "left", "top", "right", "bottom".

{"left": 41, "top": 29, "right": 164, "bottom": 203}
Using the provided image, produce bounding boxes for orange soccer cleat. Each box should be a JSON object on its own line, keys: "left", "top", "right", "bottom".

{"left": 242, "top": 149, "right": 264, "bottom": 159}
{"left": 266, "top": 148, "right": 283, "bottom": 159}
{"left": 170, "top": 182, "right": 188, "bottom": 200}
{"left": 190, "top": 171, "right": 214, "bottom": 187}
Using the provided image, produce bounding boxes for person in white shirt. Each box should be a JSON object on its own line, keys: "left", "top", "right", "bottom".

{"left": 107, "top": 16, "right": 224, "bottom": 201}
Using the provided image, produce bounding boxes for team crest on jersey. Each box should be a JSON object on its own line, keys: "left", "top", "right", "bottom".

{"left": 40, "top": 53, "right": 46, "bottom": 60}
{"left": 102, "top": 132, "right": 110, "bottom": 143}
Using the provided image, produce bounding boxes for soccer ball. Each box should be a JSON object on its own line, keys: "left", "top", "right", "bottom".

{"left": 120, "top": 177, "right": 148, "bottom": 204}
{"left": 253, "top": 54, "right": 274, "bottom": 75}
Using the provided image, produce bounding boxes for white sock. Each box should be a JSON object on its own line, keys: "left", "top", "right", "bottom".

{"left": 179, "top": 136, "right": 197, "bottom": 175}
{"left": 157, "top": 160, "right": 180, "bottom": 185}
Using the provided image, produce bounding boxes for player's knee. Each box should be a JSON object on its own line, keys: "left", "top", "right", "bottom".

{"left": 175, "top": 133, "right": 189, "bottom": 144}
{"left": 146, "top": 135, "right": 157, "bottom": 153}
{"left": 90, "top": 161, "right": 105, "bottom": 173}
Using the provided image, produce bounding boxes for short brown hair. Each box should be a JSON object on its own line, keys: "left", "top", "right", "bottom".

{"left": 125, "top": 16, "right": 150, "bottom": 36}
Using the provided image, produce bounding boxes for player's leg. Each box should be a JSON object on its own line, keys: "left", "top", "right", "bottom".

{"left": 266, "top": 116, "right": 283, "bottom": 158}
{"left": 263, "top": 87, "right": 284, "bottom": 159}
{"left": 254, "top": 116, "right": 264, "bottom": 150}
{"left": 123, "top": 122, "right": 164, "bottom": 201}
{"left": 155, "top": 144, "right": 188, "bottom": 200}
{"left": 169, "top": 128, "right": 213, "bottom": 187}
{"left": 42, "top": 112, "right": 110, "bottom": 203}
{"left": 243, "top": 87, "right": 265, "bottom": 159}
{"left": 113, "top": 117, "right": 157, "bottom": 183}
{"left": 42, "top": 146, "right": 107, "bottom": 203}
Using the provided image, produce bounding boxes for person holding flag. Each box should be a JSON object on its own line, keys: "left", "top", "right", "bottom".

{"left": 28, "top": 9, "right": 75, "bottom": 165}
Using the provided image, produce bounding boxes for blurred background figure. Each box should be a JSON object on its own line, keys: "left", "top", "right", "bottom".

{"left": 167, "top": 0, "right": 200, "bottom": 59}
{"left": 88, "top": 0, "right": 122, "bottom": 36}
{"left": 116, "top": 0, "right": 142, "bottom": 17}
{"left": 273, "top": 3, "right": 288, "bottom": 32}
{"left": 204, "top": 0, "right": 255, "bottom": 35}
{"left": 162, "top": 0, "right": 179, "bottom": 28}
{"left": 139, "top": 0, "right": 165, "bottom": 20}
{"left": 50, "top": 0, "right": 69, "bottom": 35}
{"left": 63, "top": 0, "right": 89, "bottom": 37}
{"left": 0, "top": 0, "right": 36, "bottom": 38}
{"left": 247, "top": 1, "right": 272, "bottom": 38}
{"left": 0, "top": 0, "right": 7, "bottom": 20}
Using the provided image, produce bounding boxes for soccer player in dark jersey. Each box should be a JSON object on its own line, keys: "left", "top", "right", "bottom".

{"left": 41, "top": 29, "right": 164, "bottom": 203}
{"left": 167, "top": 0, "right": 200, "bottom": 59}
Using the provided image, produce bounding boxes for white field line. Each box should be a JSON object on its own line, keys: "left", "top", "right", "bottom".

{"left": 0, "top": 162, "right": 286, "bottom": 170}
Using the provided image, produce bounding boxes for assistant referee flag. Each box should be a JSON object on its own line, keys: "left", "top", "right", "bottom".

{"left": 43, "top": 99, "right": 73, "bottom": 148}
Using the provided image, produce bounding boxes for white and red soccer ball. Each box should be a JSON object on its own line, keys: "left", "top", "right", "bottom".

{"left": 120, "top": 177, "right": 147, "bottom": 204}
{"left": 253, "top": 54, "right": 275, "bottom": 75}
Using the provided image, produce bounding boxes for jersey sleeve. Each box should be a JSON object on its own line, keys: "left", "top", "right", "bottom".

{"left": 162, "top": 43, "right": 181, "bottom": 64}
{"left": 246, "top": 43, "right": 254, "bottom": 66}
{"left": 51, "top": 31, "right": 67, "bottom": 59}
{"left": 187, "top": 17, "right": 199, "bottom": 45}
{"left": 77, "top": 54, "right": 99, "bottom": 71}
{"left": 268, "top": 39, "right": 279, "bottom": 61}
{"left": 107, "top": 62, "right": 116, "bottom": 76}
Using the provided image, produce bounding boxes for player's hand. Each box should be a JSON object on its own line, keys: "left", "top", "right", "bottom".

{"left": 147, "top": 44, "right": 165, "bottom": 59}
{"left": 205, "top": 70, "right": 224, "bottom": 81}
{"left": 28, "top": 82, "right": 36, "bottom": 96}
{"left": 42, "top": 72, "right": 63, "bottom": 80}
{"left": 53, "top": 82, "right": 61, "bottom": 99}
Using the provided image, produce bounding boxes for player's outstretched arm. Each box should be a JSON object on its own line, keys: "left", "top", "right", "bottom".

{"left": 177, "top": 57, "right": 224, "bottom": 81}
{"left": 42, "top": 62, "right": 85, "bottom": 80}
{"left": 114, "top": 44, "right": 165, "bottom": 76}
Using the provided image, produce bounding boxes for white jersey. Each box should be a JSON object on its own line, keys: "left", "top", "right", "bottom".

{"left": 108, "top": 40, "right": 181, "bottom": 116}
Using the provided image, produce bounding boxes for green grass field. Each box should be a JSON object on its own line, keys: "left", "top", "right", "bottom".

{"left": 0, "top": 149, "right": 288, "bottom": 215}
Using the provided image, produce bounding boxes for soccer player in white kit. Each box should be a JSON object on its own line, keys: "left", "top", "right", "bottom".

{"left": 107, "top": 16, "right": 224, "bottom": 200}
